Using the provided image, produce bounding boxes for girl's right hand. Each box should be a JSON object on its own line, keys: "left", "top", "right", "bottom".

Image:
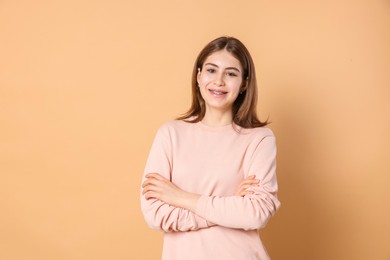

{"left": 235, "top": 175, "right": 260, "bottom": 197}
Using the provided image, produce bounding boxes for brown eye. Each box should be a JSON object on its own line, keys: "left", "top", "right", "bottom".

{"left": 227, "top": 72, "right": 238, "bottom": 77}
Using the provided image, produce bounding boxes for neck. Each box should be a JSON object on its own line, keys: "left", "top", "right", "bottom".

{"left": 201, "top": 109, "right": 233, "bottom": 127}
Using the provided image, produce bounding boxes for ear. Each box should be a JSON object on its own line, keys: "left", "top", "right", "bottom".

{"left": 197, "top": 68, "right": 201, "bottom": 86}
{"left": 240, "top": 77, "right": 248, "bottom": 93}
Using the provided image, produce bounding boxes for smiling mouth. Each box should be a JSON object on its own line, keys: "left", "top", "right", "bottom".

{"left": 209, "top": 89, "right": 228, "bottom": 95}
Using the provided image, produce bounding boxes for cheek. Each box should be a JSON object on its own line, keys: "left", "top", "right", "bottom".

{"left": 229, "top": 79, "right": 243, "bottom": 91}
{"left": 199, "top": 73, "right": 213, "bottom": 86}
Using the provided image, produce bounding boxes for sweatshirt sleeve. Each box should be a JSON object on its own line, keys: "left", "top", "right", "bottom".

{"left": 140, "top": 124, "right": 210, "bottom": 232}
{"left": 195, "top": 135, "right": 280, "bottom": 230}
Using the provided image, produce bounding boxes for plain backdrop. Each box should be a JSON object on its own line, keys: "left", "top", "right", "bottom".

{"left": 1, "top": 0, "right": 389, "bottom": 259}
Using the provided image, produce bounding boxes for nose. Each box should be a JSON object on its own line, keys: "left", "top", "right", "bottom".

{"left": 214, "top": 72, "right": 225, "bottom": 87}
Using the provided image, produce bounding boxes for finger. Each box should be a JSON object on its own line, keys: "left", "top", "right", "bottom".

{"left": 142, "top": 184, "right": 153, "bottom": 194}
{"left": 243, "top": 190, "right": 255, "bottom": 196}
{"left": 241, "top": 183, "right": 260, "bottom": 190}
{"left": 237, "top": 181, "right": 259, "bottom": 190}
{"left": 142, "top": 184, "right": 163, "bottom": 195}
{"left": 236, "top": 189, "right": 246, "bottom": 196}
{"left": 235, "top": 184, "right": 258, "bottom": 196}
{"left": 239, "top": 184, "right": 259, "bottom": 191}
{"left": 142, "top": 179, "right": 157, "bottom": 188}
{"left": 142, "top": 185, "right": 152, "bottom": 195}
{"left": 142, "top": 177, "right": 166, "bottom": 188}
{"left": 144, "top": 191, "right": 160, "bottom": 200}
{"left": 241, "top": 179, "right": 260, "bottom": 186}
{"left": 142, "top": 179, "right": 164, "bottom": 189}
{"left": 142, "top": 179, "right": 151, "bottom": 188}
{"left": 236, "top": 184, "right": 256, "bottom": 195}
{"left": 145, "top": 173, "right": 167, "bottom": 181}
{"left": 237, "top": 190, "right": 254, "bottom": 197}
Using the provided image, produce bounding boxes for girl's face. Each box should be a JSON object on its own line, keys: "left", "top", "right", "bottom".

{"left": 197, "top": 50, "right": 243, "bottom": 114}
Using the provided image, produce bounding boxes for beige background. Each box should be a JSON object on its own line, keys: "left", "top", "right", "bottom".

{"left": 1, "top": 0, "right": 389, "bottom": 259}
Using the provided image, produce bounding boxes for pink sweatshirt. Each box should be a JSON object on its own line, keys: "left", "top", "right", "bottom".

{"left": 141, "top": 120, "right": 280, "bottom": 260}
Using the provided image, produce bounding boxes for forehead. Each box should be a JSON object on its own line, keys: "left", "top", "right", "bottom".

{"left": 203, "top": 50, "right": 242, "bottom": 69}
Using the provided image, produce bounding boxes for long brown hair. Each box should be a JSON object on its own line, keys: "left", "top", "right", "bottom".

{"left": 177, "top": 36, "right": 268, "bottom": 128}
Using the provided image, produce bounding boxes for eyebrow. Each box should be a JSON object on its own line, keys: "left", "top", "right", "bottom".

{"left": 204, "top": 63, "right": 241, "bottom": 73}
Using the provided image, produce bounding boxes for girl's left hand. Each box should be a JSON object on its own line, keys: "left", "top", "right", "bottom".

{"left": 235, "top": 175, "right": 260, "bottom": 196}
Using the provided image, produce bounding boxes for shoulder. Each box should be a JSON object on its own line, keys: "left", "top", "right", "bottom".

{"left": 252, "top": 126, "right": 274, "bottom": 136}
{"left": 244, "top": 128, "right": 277, "bottom": 158}
{"left": 238, "top": 127, "right": 276, "bottom": 152}
{"left": 240, "top": 126, "right": 275, "bottom": 140}
{"left": 156, "top": 119, "right": 193, "bottom": 135}
{"left": 158, "top": 119, "right": 190, "bottom": 130}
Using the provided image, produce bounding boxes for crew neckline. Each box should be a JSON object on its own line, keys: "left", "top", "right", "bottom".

{"left": 197, "top": 120, "right": 236, "bottom": 132}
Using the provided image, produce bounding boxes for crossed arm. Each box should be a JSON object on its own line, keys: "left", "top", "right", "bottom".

{"left": 140, "top": 127, "right": 280, "bottom": 232}
{"left": 142, "top": 173, "right": 260, "bottom": 213}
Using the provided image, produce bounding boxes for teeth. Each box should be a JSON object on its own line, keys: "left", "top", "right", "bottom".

{"left": 211, "top": 90, "right": 226, "bottom": 95}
